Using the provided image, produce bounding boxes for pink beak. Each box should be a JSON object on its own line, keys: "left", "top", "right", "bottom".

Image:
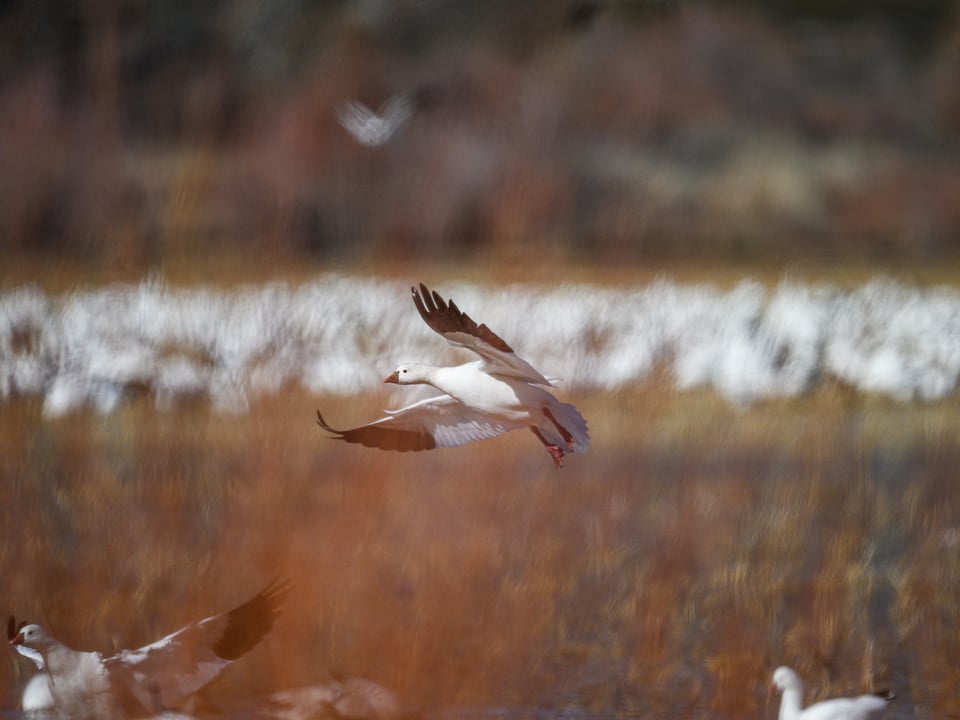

{"left": 384, "top": 371, "right": 399, "bottom": 384}
{"left": 10, "top": 633, "right": 23, "bottom": 645}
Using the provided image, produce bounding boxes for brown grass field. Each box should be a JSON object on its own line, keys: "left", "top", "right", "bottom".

{"left": 2, "top": 371, "right": 959, "bottom": 719}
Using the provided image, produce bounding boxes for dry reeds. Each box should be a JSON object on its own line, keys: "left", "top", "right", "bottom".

{"left": 2, "top": 384, "right": 958, "bottom": 717}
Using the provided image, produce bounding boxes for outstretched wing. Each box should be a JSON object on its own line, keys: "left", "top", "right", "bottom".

{"left": 411, "top": 283, "right": 554, "bottom": 386}
{"left": 317, "top": 396, "right": 521, "bottom": 453}
{"left": 105, "top": 579, "right": 288, "bottom": 710}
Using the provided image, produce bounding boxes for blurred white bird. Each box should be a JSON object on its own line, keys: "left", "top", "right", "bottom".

{"left": 770, "top": 666, "right": 896, "bottom": 720}
{"left": 8, "top": 580, "right": 288, "bottom": 720}
{"left": 336, "top": 95, "right": 412, "bottom": 146}
{"left": 266, "top": 674, "right": 404, "bottom": 720}
{"left": 316, "top": 283, "right": 590, "bottom": 468}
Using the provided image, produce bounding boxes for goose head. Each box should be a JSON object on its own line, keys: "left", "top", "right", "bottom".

{"left": 9, "top": 624, "right": 55, "bottom": 652}
{"left": 771, "top": 666, "right": 803, "bottom": 693}
{"left": 384, "top": 364, "right": 433, "bottom": 385}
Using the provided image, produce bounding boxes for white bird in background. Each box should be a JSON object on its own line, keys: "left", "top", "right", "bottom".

{"left": 336, "top": 94, "right": 412, "bottom": 146}
{"left": 770, "top": 666, "right": 896, "bottom": 720}
{"left": 8, "top": 580, "right": 288, "bottom": 720}
{"left": 316, "top": 283, "right": 590, "bottom": 468}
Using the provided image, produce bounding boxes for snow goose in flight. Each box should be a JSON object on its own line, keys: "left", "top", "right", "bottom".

{"left": 8, "top": 579, "right": 288, "bottom": 720}
{"left": 337, "top": 94, "right": 412, "bottom": 147}
{"left": 770, "top": 666, "right": 896, "bottom": 720}
{"left": 316, "top": 283, "right": 589, "bottom": 468}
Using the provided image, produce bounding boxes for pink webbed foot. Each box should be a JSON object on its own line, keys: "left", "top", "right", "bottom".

{"left": 532, "top": 427, "right": 566, "bottom": 469}
{"left": 546, "top": 445, "right": 565, "bottom": 469}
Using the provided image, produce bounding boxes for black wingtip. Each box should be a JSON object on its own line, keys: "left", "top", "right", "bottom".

{"left": 316, "top": 410, "right": 344, "bottom": 438}
{"left": 263, "top": 576, "right": 292, "bottom": 607}
{"left": 412, "top": 283, "right": 431, "bottom": 305}
{"left": 411, "top": 284, "right": 427, "bottom": 317}
{"left": 410, "top": 282, "right": 514, "bottom": 354}
{"left": 6, "top": 615, "right": 26, "bottom": 641}
{"left": 873, "top": 690, "right": 897, "bottom": 702}
{"left": 212, "top": 577, "right": 291, "bottom": 661}
{"left": 420, "top": 283, "right": 439, "bottom": 314}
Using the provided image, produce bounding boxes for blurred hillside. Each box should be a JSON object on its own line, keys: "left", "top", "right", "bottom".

{"left": 1, "top": 0, "right": 959, "bottom": 282}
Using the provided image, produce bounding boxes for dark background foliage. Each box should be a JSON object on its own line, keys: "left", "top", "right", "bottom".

{"left": 1, "top": 0, "right": 959, "bottom": 281}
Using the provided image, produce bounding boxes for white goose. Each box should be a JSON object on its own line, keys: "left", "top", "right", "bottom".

{"left": 8, "top": 614, "right": 55, "bottom": 714}
{"left": 336, "top": 95, "right": 412, "bottom": 147}
{"left": 8, "top": 580, "right": 287, "bottom": 720}
{"left": 771, "top": 666, "right": 896, "bottom": 720}
{"left": 317, "top": 283, "right": 590, "bottom": 468}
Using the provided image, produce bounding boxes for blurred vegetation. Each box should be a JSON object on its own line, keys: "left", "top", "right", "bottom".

{"left": 1, "top": 0, "right": 960, "bottom": 285}
{"left": 2, "top": 387, "right": 960, "bottom": 716}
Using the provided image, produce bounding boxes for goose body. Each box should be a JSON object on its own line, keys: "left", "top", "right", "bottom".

{"left": 20, "top": 673, "right": 56, "bottom": 716}
{"left": 317, "top": 284, "right": 589, "bottom": 468}
{"left": 771, "top": 666, "right": 895, "bottom": 720}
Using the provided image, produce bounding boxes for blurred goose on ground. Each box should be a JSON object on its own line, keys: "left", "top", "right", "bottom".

{"left": 336, "top": 94, "right": 412, "bottom": 146}
{"left": 316, "top": 283, "right": 589, "bottom": 468}
{"left": 8, "top": 580, "right": 288, "bottom": 720}
{"left": 266, "top": 673, "right": 405, "bottom": 720}
{"left": 771, "top": 666, "right": 895, "bottom": 720}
